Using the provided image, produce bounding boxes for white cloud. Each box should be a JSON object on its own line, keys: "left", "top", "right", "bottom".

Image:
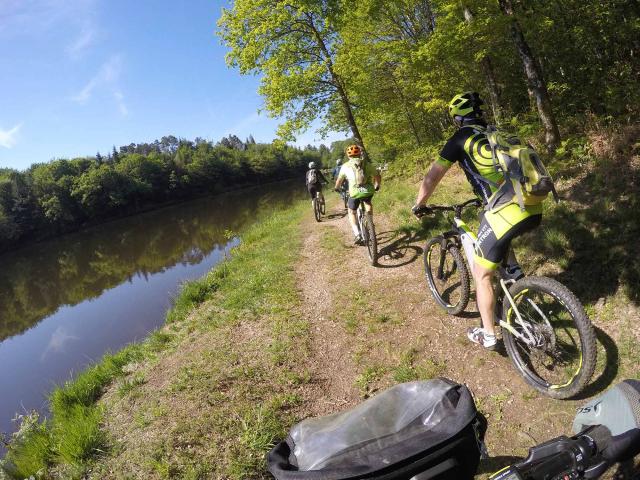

{"left": 0, "top": 123, "right": 22, "bottom": 149}
{"left": 113, "top": 90, "right": 128, "bottom": 117}
{"left": 41, "top": 325, "right": 79, "bottom": 360}
{"left": 0, "top": 0, "right": 97, "bottom": 38}
{"left": 66, "top": 22, "right": 96, "bottom": 58}
{"left": 72, "top": 55, "right": 122, "bottom": 104}
{"left": 72, "top": 55, "right": 127, "bottom": 116}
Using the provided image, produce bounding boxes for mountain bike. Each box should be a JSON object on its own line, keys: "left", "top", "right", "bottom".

{"left": 357, "top": 200, "right": 377, "bottom": 266}
{"left": 339, "top": 183, "right": 349, "bottom": 209}
{"left": 312, "top": 191, "right": 325, "bottom": 222}
{"left": 414, "top": 199, "right": 596, "bottom": 399}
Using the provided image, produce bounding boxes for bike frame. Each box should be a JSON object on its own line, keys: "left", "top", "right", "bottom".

{"left": 441, "top": 211, "right": 539, "bottom": 347}
{"left": 357, "top": 201, "right": 367, "bottom": 234}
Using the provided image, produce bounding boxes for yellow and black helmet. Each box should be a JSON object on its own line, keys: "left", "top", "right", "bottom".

{"left": 448, "top": 92, "right": 484, "bottom": 119}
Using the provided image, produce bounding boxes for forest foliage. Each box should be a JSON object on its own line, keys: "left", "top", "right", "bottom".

{"left": 0, "top": 135, "right": 332, "bottom": 253}
{"left": 219, "top": 0, "right": 639, "bottom": 158}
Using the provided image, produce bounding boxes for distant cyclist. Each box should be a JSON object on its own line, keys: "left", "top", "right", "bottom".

{"left": 412, "top": 92, "right": 543, "bottom": 349}
{"left": 332, "top": 159, "right": 342, "bottom": 180}
{"left": 306, "top": 161, "right": 328, "bottom": 208}
{"left": 335, "top": 145, "right": 381, "bottom": 244}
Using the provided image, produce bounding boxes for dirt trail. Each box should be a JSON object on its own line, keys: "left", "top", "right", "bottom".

{"left": 295, "top": 217, "right": 361, "bottom": 416}
{"left": 293, "top": 195, "right": 587, "bottom": 478}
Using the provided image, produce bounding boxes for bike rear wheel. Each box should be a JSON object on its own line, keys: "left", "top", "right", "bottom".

{"left": 423, "top": 237, "right": 470, "bottom": 315}
{"left": 313, "top": 197, "right": 321, "bottom": 222}
{"left": 502, "top": 276, "right": 596, "bottom": 399}
{"left": 363, "top": 213, "right": 377, "bottom": 266}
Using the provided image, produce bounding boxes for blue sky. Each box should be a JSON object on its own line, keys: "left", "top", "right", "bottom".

{"left": 0, "top": 0, "right": 347, "bottom": 170}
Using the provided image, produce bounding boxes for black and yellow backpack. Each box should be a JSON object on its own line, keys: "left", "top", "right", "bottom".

{"left": 473, "top": 125, "right": 559, "bottom": 211}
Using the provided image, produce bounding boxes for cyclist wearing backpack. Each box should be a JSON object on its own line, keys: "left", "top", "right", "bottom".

{"left": 306, "top": 161, "right": 328, "bottom": 208}
{"left": 412, "top": 92, "right": 547, "bottom": 350}
{"left": 332, "top": 159, "right": 342, "bottom": 180}
{"left": 335, "top": 144, "right": 381, "bottom": 245}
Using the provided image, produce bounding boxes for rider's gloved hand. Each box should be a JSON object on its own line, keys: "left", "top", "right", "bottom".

{"left": 374, "top": 185, "right": 380, "bottom": 192}
{"left": 412, "top": 204, "right": 430, "bottom": 218}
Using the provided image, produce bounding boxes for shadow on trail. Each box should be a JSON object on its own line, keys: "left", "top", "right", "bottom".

{"left": 571, "top": 326, "right": 619, "bottom": 400}
{"left": 375, "top": 229, "right": 424, "bottom": 269}
{"left": 456, "top": 310, "right": 481, "bottom": 320}
{"left": 326, "top": 210, "right": 347, "bottom": 220}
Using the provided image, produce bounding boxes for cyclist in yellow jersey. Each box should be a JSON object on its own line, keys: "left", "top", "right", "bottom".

{"left": 412, "top": 92, "right": 543, "bottom": 350}
{"left": 335, "top": 145, "right": 381, "bottom": 245}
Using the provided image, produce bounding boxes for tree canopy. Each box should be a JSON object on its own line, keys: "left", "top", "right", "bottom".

{"left": 219, "top": 0, "right": 639, "bottom": 155}
{"left": 0, "top": 137, "right": 327, "bottom": 253}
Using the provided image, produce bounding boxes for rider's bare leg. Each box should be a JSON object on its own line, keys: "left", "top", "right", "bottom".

{"left": 348, "top": 209, "right": 359, "bottom": 236}
{"left": 474, "top": 262, "right": 497, "bottom": 336}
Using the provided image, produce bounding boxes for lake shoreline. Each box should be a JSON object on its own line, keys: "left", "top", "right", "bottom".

{"left": 0, "top": 174, "right": 305, "bottom": 257}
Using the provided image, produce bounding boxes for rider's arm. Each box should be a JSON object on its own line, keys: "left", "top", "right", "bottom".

{"left": 319, "top": 170, "right": 329, "bottom": 184}
{"left": 415, "top": 162, "right": 449, "bottom": 206}
{"left": 335, "top": 171, "right": 345, "bottom": 190}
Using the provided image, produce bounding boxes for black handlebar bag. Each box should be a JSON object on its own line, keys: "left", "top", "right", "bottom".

{"left": 267, "top": 378, "right": 486, "bottom": 480}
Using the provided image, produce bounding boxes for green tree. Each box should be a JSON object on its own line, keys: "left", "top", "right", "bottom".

{"left": 218, "top": 0, "right": 365, "bottom": 146}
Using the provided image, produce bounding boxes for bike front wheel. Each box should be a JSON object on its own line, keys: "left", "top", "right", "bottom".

{"left": 501, "top": 276, "right": 597, "bottom": 399}
{"left": 363, "top": 213, "right": 377, "bottom": 266}
{"left": 313, "top": 198, "right": 321, "bottom": 222}
{"left": 320, "top": 195, "right": 326, "bottom": 215}
{"left": 423, "top": 237, "right": 470, "bottom": 315}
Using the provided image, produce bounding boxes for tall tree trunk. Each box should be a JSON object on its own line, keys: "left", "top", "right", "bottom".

{"left": 498, "top": 0, "right": 560, "bottom": 151}
{"left": 386, "top": 67, "right": 422, "bottom": 146}
{"left": 463, "top": 6, "right": 502, "bottom": 125}
{"left": 306, "top": 14, "right": 365, "bottom": 150}
{"left": 480, "top": 56, "right": 502, "bottom": 125}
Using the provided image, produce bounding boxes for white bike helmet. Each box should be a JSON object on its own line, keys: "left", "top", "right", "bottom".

{"left": 308, "top": 162, "right": 316, "bottom": 169}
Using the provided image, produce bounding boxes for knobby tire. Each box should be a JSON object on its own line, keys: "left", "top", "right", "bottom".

{"left": 502, "top": 276, "right": 596, "bottom": 399}
{"left": 423, "top": 237, "right": 470, "bottom": 315}
{"left": 313, "top": 198, "right": 321, "bottom": 222}
{"left": 364, "top": 213, "right": 377, "bottom": 266}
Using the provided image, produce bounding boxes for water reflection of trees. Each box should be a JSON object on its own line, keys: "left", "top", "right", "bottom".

{"left": 0, "top": 183, "right": 302, "bottom": 341}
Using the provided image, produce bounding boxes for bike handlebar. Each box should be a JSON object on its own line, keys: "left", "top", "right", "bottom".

{"left": 491, "top": 425, "right": 634, "bottom": 480}
{"left": 413, "top": 198, "right": 482, "bottom": 218}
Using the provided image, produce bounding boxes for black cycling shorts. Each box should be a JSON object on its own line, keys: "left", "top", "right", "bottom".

{"left": 307, "top": 183, "right": 322, "bottom": 199}
{"left": 474, "top": 212, "right": 542, "bottom": 269}
{"left": 347, "top": 195, "right": 372, "bottom": 210}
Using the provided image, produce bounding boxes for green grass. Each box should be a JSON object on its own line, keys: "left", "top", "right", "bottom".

{"left": 2, "top": 345, "right": 146, "bottom": 479}
{"left": 392, "top": 348, "right": 447, "bottom": 383}
{"left": 355, "top": 365, "right": 387, "bottom": 397}
{"left": 165, "top": 271, "right": 222, "bottom": 323}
